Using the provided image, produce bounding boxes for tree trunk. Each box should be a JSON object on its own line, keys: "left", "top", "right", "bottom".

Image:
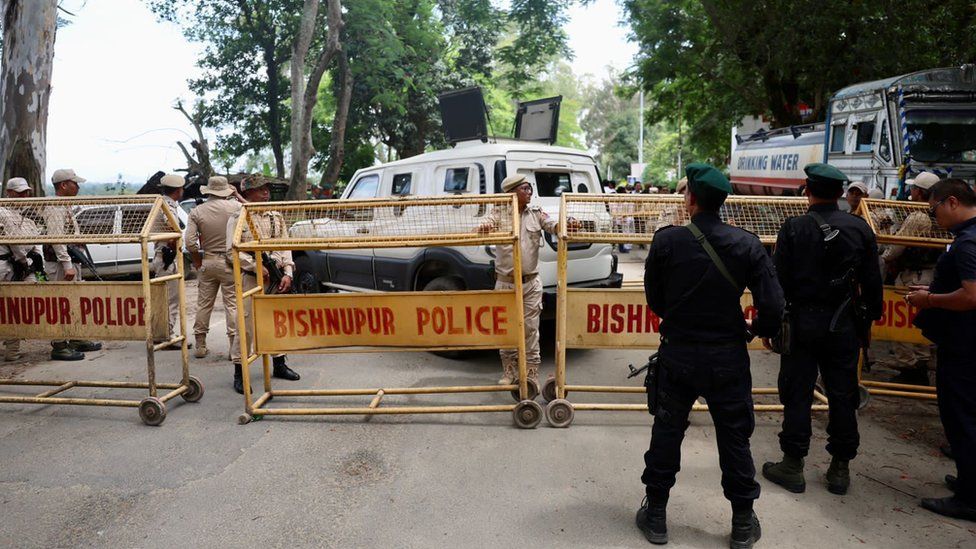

{"left": 319, "top": 53, "right": 352, "bottom": 187}
{"left": 0, "top": 0, "right": 57, "bottom": 196}
{"left": 174, "top": 100, "right": 214, "bottom": 178}
{"left": 286, "top": 0, "right": 350, "bottom": 201}
{"left": 264, "top": 47, "right": 286, "bottom": 179}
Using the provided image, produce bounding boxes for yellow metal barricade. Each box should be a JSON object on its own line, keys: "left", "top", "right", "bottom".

{"left": 856, "top": 198, "right": 951, "bottom": 401}
{"left": 231, "top": 194, "right": 542, "bottom": 427}
{"left": 547, "top": 195, "right": 829, "bottom": 427}
{"left": 0, "top": 196, "right": 199, "bottom": 425}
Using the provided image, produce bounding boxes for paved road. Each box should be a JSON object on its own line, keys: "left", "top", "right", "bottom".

{"left": 0, "top": 275, "right": 971, "bottom": 548}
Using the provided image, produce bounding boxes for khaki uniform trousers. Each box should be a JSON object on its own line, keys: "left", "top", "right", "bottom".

{"left": 45, "top": 260, "right": 81, "bottom": 351}
{"left": 234, "top": 274, "right": 284, "bottom": 365}
{"left": 151, "top": 249, "right": 180, "bottom": 339}
{"left": 193, "top": 255, "right": 237, "bottom": 351}
{"left": 496, "top": 275, "right": 543, "bottom": 381}
{"left": 0, "top": 263, "right": 34, "bottom": 358}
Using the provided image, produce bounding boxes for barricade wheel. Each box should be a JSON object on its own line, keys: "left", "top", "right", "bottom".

{"left": 545, "top": 399, "right": 574, "bottom": 428}
{"left": 857, "top": 384, "right": 870, "bottom": 410}
{"left": 238, "top": 413, "right": 253, "bottom": 425}
{"left": 139, "top": 397, "right": 167, "bottom": 426}
{"left": 513, "top": 400, "right": 543, "bottom": 429}
{"left": 181, "top": 376, "right": 204, "bottom": 403}
{"left": 510, "top": 378, "right": 540, "bottom": 402}
{"left": 542, "top": 376, "right": 559, "bottom": 403}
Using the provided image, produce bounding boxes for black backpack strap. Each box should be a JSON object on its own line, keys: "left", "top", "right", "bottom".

{"left": 686, "top": 222, "right": 741, "bottom": 291}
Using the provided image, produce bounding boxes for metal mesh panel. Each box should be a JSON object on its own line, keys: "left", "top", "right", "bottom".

{"left": 234, "top": 195, "right": 518, "bottom": 250}
{"left": 0, "top": 196, "right": 179, "bottom": 244}
{"left": 562, "top": 195, "right": 809, "bottom": 244}
{"left": 859, "top": 198, "right": 952, "bottom": 247}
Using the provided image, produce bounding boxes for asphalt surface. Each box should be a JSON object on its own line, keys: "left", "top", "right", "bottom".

{"left": 0, "top": 265, "right": 972, "bottom": 548}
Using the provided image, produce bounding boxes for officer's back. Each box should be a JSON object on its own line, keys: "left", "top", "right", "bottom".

{"left": 645, "top": 204, "right": 782, "bottom": 344}
{"left": 775, "top": 202, "right": 882, "bottom": 314}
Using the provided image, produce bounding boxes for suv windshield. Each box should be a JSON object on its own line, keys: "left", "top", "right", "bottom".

{"left": 534, "top": 172, "right": 572, "bottom": 197}
{"left": 906, "top": 109, "right": 976, "bottom": 163}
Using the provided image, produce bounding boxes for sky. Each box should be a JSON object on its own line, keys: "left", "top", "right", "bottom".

{"left": 46, "top": 0, "right": 638, "bottom": 184}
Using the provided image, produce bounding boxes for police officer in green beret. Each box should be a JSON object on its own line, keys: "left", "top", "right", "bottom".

{"left": 764, "top": 163, "right": 883, "bottom": 496}
{"left": 638, "top": 163, "right": 784, "bottom": 548}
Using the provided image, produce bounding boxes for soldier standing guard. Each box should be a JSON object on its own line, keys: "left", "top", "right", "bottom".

{"left": 43, "top": 169, "right": 102, "bottom": 361}
{"left": 186, "top": 176, "right": 241, "bottom": 360}
{"left": 477, "top": 174, "right": 569, "bottom": 390}
{"left": 226, "top": 178, "right": 299, "bottom": 394}
{"left": 152, "top": 174, "right": 188, "bottom": 350}
{"left": 0, "top": 178, "right": 43, "bottom": 361}
{"left": 878, "top": 171, "right": 940, "bottom": 385}
{"left": 764, "top": 163, "right": 883, "bottom": 496}
{"left": 637, "top": 163, "right": 783, "bottom": 549}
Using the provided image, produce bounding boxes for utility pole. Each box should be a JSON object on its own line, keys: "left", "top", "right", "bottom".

{"left": 676, "top": 99, "right": 683, "bottom": 181}
{"left": 638, "top": 90, "right": 644, "bottom": 165}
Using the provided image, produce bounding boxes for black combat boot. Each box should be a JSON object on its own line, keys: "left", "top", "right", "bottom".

{"left": 762, "top": 454, "right": 805, "bottom": 493}
{"left": 729, "top": 510, "right": 761, "bottom": 549}
{"left": 272, "top": 355, "right": 300, "bottom": 381}
{"left": 635, "top": 496, "right": 667, "bottom": 544}
{"left": 825, "top": 458, "right": 850, "bottom": 495}
{"left": 233, "top": 363, "right": 251, "bottom": 395}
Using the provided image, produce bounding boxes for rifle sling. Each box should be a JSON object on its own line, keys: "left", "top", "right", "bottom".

{"left": 686, "top": 222, "right": 741, "bottom": 291}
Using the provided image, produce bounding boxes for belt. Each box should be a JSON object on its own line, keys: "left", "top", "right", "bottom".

{"left": 661, "top": 336, "right": 744, "bottom": 347}
{"left": 496, "top": 272, "right": 538, "bottom": 284}
{"left": 203, "top": 252, "right": 226, "bottom": 258}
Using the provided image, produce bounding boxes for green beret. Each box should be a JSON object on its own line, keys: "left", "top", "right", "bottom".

{"left": 804, "top": 163, "right": 848, "bottom": 186}
{"left": 685, "top": 163, "right": 731, "bottom": 197}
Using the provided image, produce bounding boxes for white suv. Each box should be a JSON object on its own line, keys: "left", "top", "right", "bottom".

{"left": 75, "top": 202, "right": 189, "bottom": 279}
{"left": 293, "top": 139, "right": 622, "bottom": 318}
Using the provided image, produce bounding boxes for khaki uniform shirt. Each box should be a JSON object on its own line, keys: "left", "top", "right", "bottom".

{"left": 42, "top": 204, "right": 79, "bottom": 270}
{"left": 0, "top": 207, "right": 41, "bottom": 264}
{"left": 485, "top": 204, "right": 557, "bottom": 278}
{"left": 226, "top": 209, "right": 294, "bottom": 277}
{"left": 186, "top": 197, "right": 241, "bottom": 257}
{"left": 881, "top": 210, "right": 932, "bottom": 264}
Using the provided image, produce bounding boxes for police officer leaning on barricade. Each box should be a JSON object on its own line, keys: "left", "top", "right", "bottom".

{"left": 637, "top": 163, "right": 784, "bottom": 549}
{"left": 905, "top": 178, "right": 976, "bottom": 522}
{"left": 877, "top": 171, "right": 940, "bottom": 385}
{"left": 225, "top": 177, "right": 299, "bottom": 394}
{"left": 763, "top": 163, "right": 883, "bottom": 496}
{"left": 43, "top": 169, "right": 102, "bottom": 361}
{"left": 152, "top": 174, "right": 188, "bottom": 351}
{"left": 186, "top": 176, "right": 241, "bottom": 360}
{"left": 476, "top": 174, "right": 577, "bottom": 390}
{"left": 0, "top": 178, "right": 44, "bottom": 362}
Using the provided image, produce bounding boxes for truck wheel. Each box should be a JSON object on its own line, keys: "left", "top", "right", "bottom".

{"left": 423, "top": 276, "right": 471, "bottom": 360}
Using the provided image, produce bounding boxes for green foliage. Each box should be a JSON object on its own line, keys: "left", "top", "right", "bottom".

{"left": 146, "top": 0, "right": 303, "bottom": 178}
{"left": 497, "top": 0, "right": 573, "bottom": 98}
{"left": 624, "top": 0, "right": 976, "bottom": 164}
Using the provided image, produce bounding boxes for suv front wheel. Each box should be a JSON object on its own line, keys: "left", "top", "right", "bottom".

{"left": 423, "top": 276, "right": 471, "bottom": 359}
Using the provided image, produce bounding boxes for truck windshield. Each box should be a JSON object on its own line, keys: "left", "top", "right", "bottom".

{"left": 906, "top": 109, "right": 976, "bottom": 163}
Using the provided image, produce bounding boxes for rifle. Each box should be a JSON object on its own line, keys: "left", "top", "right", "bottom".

{"left": 627, "top": 352, "right": 662, "bottom": 416}
{"left": 26, "top": 251, "right": 46, "bottom": 281}
{"left": 67, "top": 244, "right": 102, "bottom": 281}
{"left": 260, "top": 252, "right": 287, "bottom": 294}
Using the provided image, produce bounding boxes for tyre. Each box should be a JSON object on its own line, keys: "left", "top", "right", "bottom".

{"left": 423, "top": 276, "right": 472, "bottom": 360}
